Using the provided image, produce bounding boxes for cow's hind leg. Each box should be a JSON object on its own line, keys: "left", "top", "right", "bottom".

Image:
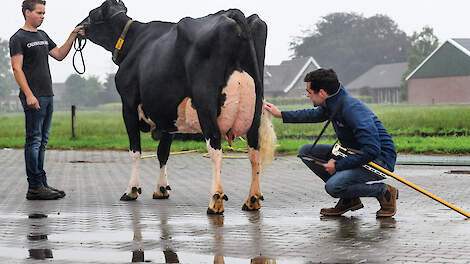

{"left": 205, "top": 139, "right": 228, "bottom": 214}
{"left": 153, "top": 132, "right": 173, "bottom": 199}
{"left": 243, "top": 147, "right": 264, "bottom": 211}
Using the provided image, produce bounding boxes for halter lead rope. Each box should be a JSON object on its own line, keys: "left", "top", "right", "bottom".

{"left": 73, "top": 37, "right": 87, "bottom": 74}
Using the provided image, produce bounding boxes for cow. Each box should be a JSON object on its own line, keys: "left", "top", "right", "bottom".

{"left": 78, "top": 0, "right": 276, "bottom": 214}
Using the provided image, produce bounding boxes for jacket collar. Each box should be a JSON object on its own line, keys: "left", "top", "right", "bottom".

{"left": 324, "top": 84, "right": 349, "bottom": 113}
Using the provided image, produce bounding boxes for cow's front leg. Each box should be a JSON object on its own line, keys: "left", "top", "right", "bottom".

{"left": 242, "top": 148, "right": 264, "bottom": 211}
{"left": 120, "top": 103, "right": 143, "bottom": 201}
{"left": 206, "top": 139, "right": 228, "bottom": 215}
{"left": 153, "top": 132, "right": 173, "bottom": 199}
{"left": 121, "top": 150, "right": 142, "bottom": 201}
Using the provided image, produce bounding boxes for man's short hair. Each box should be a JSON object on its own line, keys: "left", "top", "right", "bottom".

{"left": 22, "top": 0, "right": 46, "bottom": 18}
{"left": 304, "top": 68, "right": 340, "bottom": 95}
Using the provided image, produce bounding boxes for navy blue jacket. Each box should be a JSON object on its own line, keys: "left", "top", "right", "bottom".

{"left": 281, "top": 86, "right": 396, "bottom": 172}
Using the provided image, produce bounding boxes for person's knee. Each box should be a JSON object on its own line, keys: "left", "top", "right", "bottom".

{"left": 299, "top": 144, "right": 312, "bottom": 156}
{"left": 325, "top": 179, "right": 344, "bottom": 198}
{"left": 325, "top": 181, "right": 338, "bottom": 198}
{"left": 26, "top": 133, "right": 42, "bottom": 148}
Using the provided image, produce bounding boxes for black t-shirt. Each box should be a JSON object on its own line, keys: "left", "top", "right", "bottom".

{"left": 9, "top": 29, "right": 57, "bottom": 99}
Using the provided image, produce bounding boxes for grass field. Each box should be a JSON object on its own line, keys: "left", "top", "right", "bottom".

{"left": 1, "top": 103, "right": 470, "bottom": 154}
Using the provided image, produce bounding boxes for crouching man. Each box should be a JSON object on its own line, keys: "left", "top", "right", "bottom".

{"left": 264, "top": 68, "right": 398, "bottom": 217}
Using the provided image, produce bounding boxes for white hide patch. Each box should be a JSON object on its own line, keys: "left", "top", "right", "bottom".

{"left": 127, "top": 150, "right": 141, "bottom": 192}
{"left": 174, "top": 71, "right": 256, "bottom": 138}
{"left": 206, "top": 139, "right": 223, "bottom": 194}
{"left": 137, "top": 104, "right": 156, "bottom": 131}
{"left": 157, "top": 166, "right": 168, "bottom": 187}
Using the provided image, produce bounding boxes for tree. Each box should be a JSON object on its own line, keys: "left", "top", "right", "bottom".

{"left": 0, "top": 39, "right": 14, "bottom": 99}
{"left": 101, "top": 72, "right": 120, "bottom": 103}
{"left": 63, "top": 74, "right": 87, "bottom": 106}
{"left": 63, "top": 74, "right": 105, "bottom": 107}
{"left": 400, "top": 26, "right": 439, "bottom": 100}
{"left": 85, "top": 76, "right": 105, "bottom": 106}
{"left": 290, "top": 12, "right": 410, "bottom": 84}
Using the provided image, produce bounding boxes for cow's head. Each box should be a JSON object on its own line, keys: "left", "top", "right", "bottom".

{"left": 78, "top": 0, "right": 128, "bottom": 51}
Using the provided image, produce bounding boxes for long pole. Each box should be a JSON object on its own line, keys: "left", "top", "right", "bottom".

{"left": 337, "top": 145, "right": 470, "bottom": 218}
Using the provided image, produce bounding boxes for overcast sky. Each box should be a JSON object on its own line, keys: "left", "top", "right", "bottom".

{"left": 1, "top": 0, "right": 469, "bottom": 83}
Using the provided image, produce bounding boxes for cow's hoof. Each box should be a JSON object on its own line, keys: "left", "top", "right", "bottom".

{"left": 153, "top": 193, "right": 169, "bottom": 199}
{"left": 242, "top": 195, "right": 264, "bottom": 211}
{"left": 207, "top": 193, "right": 227, "bottom": 215}
{"left": 153, "top": 185, "right": 170, "bottom": 199}
{"left": 120, "top": 193, "right": 137, "bottom": 201}
{"left": 132, "top": 187, "right": 142, "bottom": 194}
{"left": 207, "top": 208, "right": 224, "bottom": 215}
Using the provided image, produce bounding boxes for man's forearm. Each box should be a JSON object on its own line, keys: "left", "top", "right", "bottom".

{"left": 56, "top": 32, "right": 77, "bottom": 60}
{"left": 13, "top": 69, "right": 33, "bottom": 97}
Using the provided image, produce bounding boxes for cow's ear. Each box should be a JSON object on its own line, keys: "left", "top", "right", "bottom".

{"left": 119, "top": 0, "right": 126, "bottom": 8}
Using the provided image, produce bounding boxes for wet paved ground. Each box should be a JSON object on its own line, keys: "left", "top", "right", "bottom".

{"left": 0, "top": 149, "right": 469, "bottom": 264}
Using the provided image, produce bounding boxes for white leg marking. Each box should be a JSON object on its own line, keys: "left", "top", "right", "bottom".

{"left": 206, "top": 140, "right": 223, "bottom": 195}
{"left": 156, "top": 165, "right": 169, "bottom": 192}
{"left": 248, "top": 147, "right": 261, "bottom": 196}
{"left": 126, "top": 150, "right": 141, "bottom": 195}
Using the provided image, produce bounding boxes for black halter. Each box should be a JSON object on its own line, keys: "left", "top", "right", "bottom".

{"left": 72, "top": 9, "right": 127, "bottom": 74}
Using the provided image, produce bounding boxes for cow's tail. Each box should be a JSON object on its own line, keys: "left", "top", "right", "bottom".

{"left": 228, "top": 10, "right": 275, "bottom": 171}
{"left": 259, "top": 104, "right": 277, "bottom": 173}
{"left": 227, "top": 10, "right": 262, "bottom": 88}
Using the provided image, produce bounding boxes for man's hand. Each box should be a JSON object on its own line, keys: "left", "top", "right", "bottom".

{"left": 50, "top": 26, "right": 86, "bottom": 61}
{"left": 264, "top": 101, "right": 282, "bottom": 118}
{"left": 315, "top": 158, "right": 336, "bottom": 175}
{"left": 72, "top": 25, "right": 85, "bottom": 37}
{"left": 26, "top": 95, "right": 40, "bottom": 110}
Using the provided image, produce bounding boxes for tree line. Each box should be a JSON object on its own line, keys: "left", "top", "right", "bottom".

{"left": 289, "top": 12, "right": 439, "bottom": 90}
{"left": 0, "top": 12, "right": 439, "bottom": 105}
{"left": 61, "top": 73, "right": 120, "bottom": 107}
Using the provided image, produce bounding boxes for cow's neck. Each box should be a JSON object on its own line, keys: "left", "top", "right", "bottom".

{"left": 110, "top": 15, "right": 141, "bottom": 65}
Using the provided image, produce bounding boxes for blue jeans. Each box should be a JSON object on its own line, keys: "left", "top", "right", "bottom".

{"left": 299, "top": 144, "right": 388, "bottom": 199}
{"left": 20, "top": 96, "right": 53, "bottom": 189}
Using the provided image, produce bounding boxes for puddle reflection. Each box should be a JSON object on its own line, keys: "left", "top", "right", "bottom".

{"left": 16, "top": 203, "right": 278, "bottom": 263}
{"left": 377, "top": 217, "right": 397, "bottom": 228}
{"left": 124, "top": 204, "right": 276, "bottom": 263}
{"left": 28, "top": 248, "right": 53, "bottom": 260}
{"left": 319, "top": 215, "right": 397, "bottom": 245}
{"left": 26, "top": 204, "right": 53, "bottom": 260}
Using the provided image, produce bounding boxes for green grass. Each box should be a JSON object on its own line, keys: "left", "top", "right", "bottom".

{"left": 273, "top": 103, "right": 470, "bottom": 137}
{"left": 1, "top": 104, "right": 470, "bottom": 154}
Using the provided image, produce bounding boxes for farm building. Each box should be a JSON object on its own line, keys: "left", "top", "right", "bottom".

{"left": 406, "top": 38, "right": 470, "bottom": 104}
{"left": 346, "top": 62, "right": 408, "bottom": 104}
{"left": 264, "top": 57, "right": 320, "bottom": 98}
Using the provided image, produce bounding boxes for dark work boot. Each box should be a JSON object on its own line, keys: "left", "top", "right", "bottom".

{"left": 45, "top": 184, "right": 66, "bottom": 198}
{"left": 26, "top": 186, "right": 62, "bottom": 200}
{"left": 320, "top": 198, "right": 364, "bottom": 216}
{"left": 376, "top": 184, "right": 399, "bottom": 217}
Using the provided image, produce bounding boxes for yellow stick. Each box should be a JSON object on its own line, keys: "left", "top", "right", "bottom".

{"left": 141, "top": 150, "right": 198, "bottom": 159}
{"left": 339, "top": 146, "right": 470, "bottom": 218}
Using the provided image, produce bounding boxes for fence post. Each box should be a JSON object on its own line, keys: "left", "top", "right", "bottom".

{"left": 71, "top": 105, "right": 76, "bottom": 138}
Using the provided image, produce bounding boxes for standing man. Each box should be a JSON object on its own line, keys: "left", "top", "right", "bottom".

{"left": 264, "top": 68, "right": 399, "bottom": 217}
{"left": 9, "top": 0, "right": 83, "bottom": 200}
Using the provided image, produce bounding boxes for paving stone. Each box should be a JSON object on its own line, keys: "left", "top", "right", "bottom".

{"left": 0, "top": 149, "right": 469, "bottom": 263}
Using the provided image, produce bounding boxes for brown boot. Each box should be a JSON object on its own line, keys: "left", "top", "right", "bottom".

{"left": 376, "top": 184, "right": 399, "bottom": 217}
{"left": 320, "top": 198, "right": 364, "bottom": 216}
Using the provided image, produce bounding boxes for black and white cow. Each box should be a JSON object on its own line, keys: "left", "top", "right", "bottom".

{"left": 78, "top": 0, "right": 276, "bottom": 214}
